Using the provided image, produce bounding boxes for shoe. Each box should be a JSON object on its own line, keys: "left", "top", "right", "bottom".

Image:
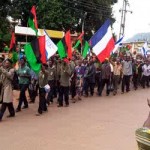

{"left": 7, "top": 114, "right": 15, "bottom": 118}
{"left": 121, "top": 92, "right": 124, "bottom": 94}
{"left": 46, "top": 101, "right": 50, "bottom": 106}
{"left": 16, "top": 108, "right": 21, "bottom": 112}
{"left": 72, "top": 100, "right": 76, "bottom": 103}
{"left": 22, "top": 106, "right": 28, "bottom": 109}
{"left": 57, "top": 105, "right": 63, "bottom": 107}
{"left": 36, "top": 113, "right": 42, "bottom": 116}
{"left": 106, "top": 94, "right": 109, "bottom": 96}
{"left": 78, "top": 97, "right": 82, "bottom": 100}
{"left": 65, "top": 104, "right": 69, "bottom": 107}
{"left": 98, "top": 94, "right": 102, "bottom": 96}
{"left": 43, "top": 109, "right": 48, "bottom": 113}
{"left": 29, "top": 101, "right": 35, "bottom": 104}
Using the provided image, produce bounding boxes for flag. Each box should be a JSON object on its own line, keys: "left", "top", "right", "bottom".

{"left": 9, "top": 32, "right": 18, "bottom": 64}
{"left": 24, "top": 43, "right": 41, "bottom": 74}
{"left": 65, "top": 30, "right": 72, "bottom": 59}
{"left": 43, "top": 30, "right": 57, "bottom": 60}
{"left": 90, "top": 19, "right": 115, "bottom": 62}
{"left": 38, "top": 36, "right": 46, "bottom": 63}
{"left": 73, "top": 32, "right": 84, "bottom": 49}
{"left": 57, "top": 30, "right": 72, "bottom": 59}
{"left": 57, "top": 38, "right": 67, "bottom": 59}
{"left": 112, "top": 36, "right": 124, "bottom": 53}
{"left": 82, "top": 41, "right": 90, "bottom": 58}
{"left": 28, "top": 6, "right": 38, "bottom": 36}
{"left": 142, "top": 42, "right": 149, "bottom": 57}
{"left": 9, "top": 32, "right": 16, "bottom": 52}
{"left": 30, "top": 36, "right": 46, "bottom": 64}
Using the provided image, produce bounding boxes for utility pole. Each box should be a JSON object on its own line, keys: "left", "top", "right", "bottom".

{"left": 119, "top": 0, "right": 132, "bottom": 39}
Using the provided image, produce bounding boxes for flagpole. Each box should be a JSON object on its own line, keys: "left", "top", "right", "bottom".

{"left": 26, "top": 23, "right": 28, "bottom": 43}
{"left": 81, "top": 12, "right": 87, "bottom": 55}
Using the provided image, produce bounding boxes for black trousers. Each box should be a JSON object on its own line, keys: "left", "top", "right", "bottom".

{"left": 70, "top": 82, "right": 76, "bottom": 98}
{"left": 121, "top": 75, "right": 130, "bottom": 92}
{"left": 59, "top": 86, "right": 69, "bottom": 106}
{"left": 17, "top": 84, "right": 29, "bottom": 109}
{"left": 0, "top": 102, "right": 15, "bottom": 120}
{"left": 85, "top": 79, "right": 95, "bottom": 96}
{"left": 99, "top": 79, "right": 110, "bottom": 95}
{"left": 142, "top": 75, "right": 149, "bottom": 88}
{"left": 38, "top": 88, "right": 47, "bottom": 114}
{"left": 133, "top": 74, "right": 138, "bottom": 89}
{"left": 47, "top": 80, "right": 55, "bottom": 103}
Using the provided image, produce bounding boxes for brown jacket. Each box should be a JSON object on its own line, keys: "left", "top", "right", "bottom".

{"left": 59, "top": 63, "right": 71, "bottom": 87}
{"left": 0, "top": 67, "right": 14, "bottom": 103}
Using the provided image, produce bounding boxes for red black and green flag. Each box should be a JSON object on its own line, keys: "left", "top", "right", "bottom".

{"left": 28, "top": 6, "right": 38, "bottom": 36}
{"left": 9, "top": 32, "right": 18, "bottom": 64}
{"left": 57, "top": 30, "right": 72, "bottom": 59}
{"left": 24, "top": 36, "right": 46, "bottom": 73}
{"left": 73, "top": 32, "right": 84, "bottom": 49}
{"left": 82, "top": 41, "right": 90, "bottom": 59}
{"left": 9, "top": 32, "right": 16, "bottom": 52}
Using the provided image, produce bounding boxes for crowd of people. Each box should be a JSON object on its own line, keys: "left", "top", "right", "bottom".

{"left": 0, "top": 51, "right": 150, "bottom": 121}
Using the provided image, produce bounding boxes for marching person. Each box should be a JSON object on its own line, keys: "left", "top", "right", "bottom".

{"left": 121, "top": 56, "right": 132, "bottom": 94}
{"left": 16, "top": 57, "right": 31, "bottom": 112}
{"left": 58, "top": 59, "right": 71, "bottom": 107}
{"left": 110, "top": 58, "right": 122, "bottom": 95}
{"left": 36, "top": 64, "right": 49, "bottom": 116}
{"left": 141, "top": 59, "right": 150, "bottom": 88}
{"left": 47, "top": 60, "right": 56, "bottom": 105}
{"left": 0, "top": 59, "right": 15, "bottom": 121}
{"left": 84, "top": 59, "right": 96, "bottom": 97}
{"left": 99, "top": 58, "right": 111, "bottom": 96}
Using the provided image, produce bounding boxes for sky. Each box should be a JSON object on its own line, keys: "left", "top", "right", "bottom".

{"left": 113, "top": 0, "right": 150, "bottom": 40}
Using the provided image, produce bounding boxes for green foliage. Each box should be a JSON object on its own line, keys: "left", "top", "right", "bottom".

{"left": 0, "top": 0, "right": 12, "bottom": 51}
{"left": 7, "top": 0, "right": 118, "bottom": 43}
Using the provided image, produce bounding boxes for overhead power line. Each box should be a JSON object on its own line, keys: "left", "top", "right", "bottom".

{"left": 73, "top": 0, "right": 112, "bottom": 9}
{"left": 64, "top": 0, "right": 111, "bottom": 12}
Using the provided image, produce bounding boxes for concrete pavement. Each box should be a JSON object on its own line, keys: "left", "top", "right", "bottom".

{"left": 0, "top": 88, "right": 149, "bottom": 150}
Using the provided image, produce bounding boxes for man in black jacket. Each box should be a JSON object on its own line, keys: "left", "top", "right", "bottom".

{"left": 84, "top": 59, "right": 96, "bottom": 97}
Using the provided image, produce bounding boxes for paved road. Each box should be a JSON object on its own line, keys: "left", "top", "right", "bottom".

{"left": 0, "top": 88, "right": 149, "bottom": 150}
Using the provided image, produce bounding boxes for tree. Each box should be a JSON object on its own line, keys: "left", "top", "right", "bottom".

{"left": 10, "top": 0, "right": 118, "bottom": 40}
{"left": 0, "top": 0, "right": 12, "bottom": 51}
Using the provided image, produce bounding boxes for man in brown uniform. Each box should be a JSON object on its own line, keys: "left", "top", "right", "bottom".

{"left": 36, "top": 64, "right": 49, "bottom": 116}
{"left": 47, "top": 60, "right": 56, "bottom": 104}
{"left": 58, "top": 60, "right": 71, "bottom": 107}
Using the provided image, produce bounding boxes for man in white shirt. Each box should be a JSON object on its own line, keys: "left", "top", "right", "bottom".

{"left": 142, "top": 59, "right": 150, "bottom": 88}
{"left": 121, "top": 56, "right": 132, "bottom": 93}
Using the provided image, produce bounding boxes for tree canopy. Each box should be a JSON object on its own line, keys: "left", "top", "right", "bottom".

{"left": 0, "top": 0, "right": 118, "bottom": 51}
{"left": 10, "top": 0, "right": 118, "bottom": 39}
